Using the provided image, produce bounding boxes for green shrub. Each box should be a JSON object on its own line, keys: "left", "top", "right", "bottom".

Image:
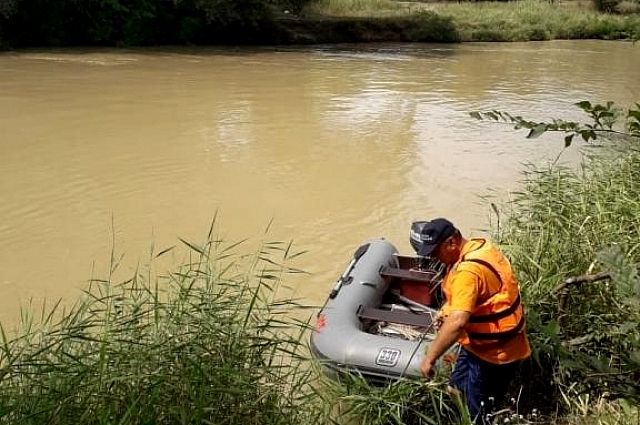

{"left": 1, "top": 0, "right": 312, "bottom": 46}
{"left": 471, "top": 101, "right": 640, "bottom": 414}
{"left": 499, "top": 154, "right": 640, "bottom": 405}
{"left": 403, "top": 11, "right": 460, "bottom": 42}
{"left": 433, "top": 0, "right": 640, "bottom": 41}
{"left": 522, "top": 25, "right": 551, "bottom": 40}
{"left": 480, "top": 106, "right": 640, "bottom": 409}
{"left": 617, "top": 0, "right": 640, "bottom": 14}
{"left": 321, "top": 373, "right": 471, "bottom": 425}
{"left": 307, "top": 0, "right": 401, "bottom": 17}
{"left": 593, "top": 0, "right": 622, "bottom": 12}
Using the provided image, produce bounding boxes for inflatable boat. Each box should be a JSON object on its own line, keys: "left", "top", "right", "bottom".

{"left": 310, "top": 238, "right": 456, "bottom": 384}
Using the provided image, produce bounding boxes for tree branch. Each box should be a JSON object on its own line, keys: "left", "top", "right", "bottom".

{"left": 554, "top": 272, "right": 611, "bottom": 326}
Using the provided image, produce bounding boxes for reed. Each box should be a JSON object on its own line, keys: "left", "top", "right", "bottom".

{"left": 560, "top": 394, "right": 640, "bottom": 425}
{"left": 0, "top": 226, "right": 325, "bottom": 425}
{"left": 494, "top": 141, "right": 640, "bottom": 412}
{"left": 320, "top": 372, "right": 473, "bottom": 425}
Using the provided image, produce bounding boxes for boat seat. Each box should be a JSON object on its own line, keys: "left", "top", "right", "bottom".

{"left": 357, "top": 305, "right": 433, "bottom": 328}
{"left": 393, "top": 254, "right": 420, "bottom": 269}
{"left": 380, "top": 266, "right": 437, "bottom": 283}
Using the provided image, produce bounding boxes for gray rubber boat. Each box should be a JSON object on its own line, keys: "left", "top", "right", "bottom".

{"left": 310, "top": 238, "right": 455, "bottom": 384}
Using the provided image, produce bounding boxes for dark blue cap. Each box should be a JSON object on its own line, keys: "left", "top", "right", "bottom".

{"left": 409, "top": 218, "right": 457, "bottom": 256}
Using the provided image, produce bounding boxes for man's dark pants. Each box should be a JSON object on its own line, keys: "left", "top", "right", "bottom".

{"left": 449, "top": 348, "right": 519, "bottom": 424}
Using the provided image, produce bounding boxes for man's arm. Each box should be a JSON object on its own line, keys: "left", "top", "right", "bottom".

{"left": 420, "top": 310, "right": 471, "bottom": 377}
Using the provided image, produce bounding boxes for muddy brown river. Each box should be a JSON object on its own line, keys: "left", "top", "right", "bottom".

{"left": 1, "top": 41, "right": 638, "bottom": 326}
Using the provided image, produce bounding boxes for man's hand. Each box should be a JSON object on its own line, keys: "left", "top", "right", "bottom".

{"left": 420, "top": 357, "right": 435, "bottom": 378}
{"left": 434, "top": 312, "right": 445, "bottom": 330}
{"left": 421, "top": 310, "right": 470, "bottom": 379}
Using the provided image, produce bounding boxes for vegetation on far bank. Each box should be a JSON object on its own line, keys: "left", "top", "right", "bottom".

{"left": 308, "top": 0, "right": 640, "bottom": 41}
{"left": 434, "top": 0, "right": 640, "bottom": 41}
{"left": 1, "top": 101, "right": 639, "bottom": 424}
{"left": 0, "top": 0, "right": 639, "bottom": 47}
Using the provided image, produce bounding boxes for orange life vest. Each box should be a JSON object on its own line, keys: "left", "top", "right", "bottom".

{"left": 442, "top": 239, "right": 525, "bottom": 345}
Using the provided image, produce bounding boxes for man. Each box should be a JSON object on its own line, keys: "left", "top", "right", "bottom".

{"left": 410, "top": 218, "right": 531, "bottom": 423}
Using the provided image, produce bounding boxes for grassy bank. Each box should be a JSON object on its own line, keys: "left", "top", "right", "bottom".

{"left": 304, "top": 0, "right": 640, "bottom": 41}
{"left": 432, "top": 0, "right": 640, "bottom": 41}
{"left": 497, "top": 142, "right": 640, "bottom": 408}
{"left": 1, "top": 0, "right": 639, "bottom": 46}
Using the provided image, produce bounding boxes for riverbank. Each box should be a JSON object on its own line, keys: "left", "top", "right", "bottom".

{"left": 1, "top": 107, "right": 639, "bottom": 423}
{"left": 298, "top": 0, "right": 640, "bottom": 42}
{"left": 1, "top": 0, "right": 638, "bottom": 47}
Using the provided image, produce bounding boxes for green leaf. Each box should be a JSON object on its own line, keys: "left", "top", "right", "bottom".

{"left": 576, "top": 101, "right": 592, "bottom": 110}
{"left": 564, "top": 134, "right": 575, "bottom": 147}
{"left": 178, "top": 238, "right": 205, "bottom": 255}
{"left": 155, "top": 246, "right": 175, "bottom": 258}
{"left": 485, "top": 111, "right": 499, "bottom": 121}
{"left": 628, "top": 110, "right": 640, "bottom": 121}
{"left": 580, "top": 130, "right": 597, "bottom": 142}
{"left": 545, "top": 320, "right": 560, "bottom": 336}
{"left": 527, "top": 124, "right": 547, "bottom": 139}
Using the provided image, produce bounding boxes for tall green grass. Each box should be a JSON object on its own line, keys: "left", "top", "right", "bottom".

{"left": 433, "top": 0, "right": 640, "bottom": 41}
{"left": 321, "top": 372, "right": 472, "bottom": 425}
{"left": 0, "top": 227, "right": 325, "bottom": 424}
{"left": 306, "top": 0, "right": 640, "bottom": 41}
{"left": 306, "top": 0, "right": 402, "bottom": 17}
{"left": 495, "top": 142, "right": 640, "bottom": 410}
{"left": 561, "top": 396, "right": 640, "bottom": 425}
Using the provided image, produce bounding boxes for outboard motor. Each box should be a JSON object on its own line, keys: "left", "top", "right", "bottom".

{"left": 409, "top": 221, "right": 436, "bottom": 270}
{"left": 409, "top": 220, "right": 448, "bottom": 307}
{"left": 409, "top": 218, "right": 457, "bottom": 260}
{"left": 409, "top": 221, "right": 430, "bottom": 256}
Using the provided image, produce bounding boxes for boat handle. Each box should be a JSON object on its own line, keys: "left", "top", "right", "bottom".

{"left": 329, "top": 259, "right": 356, "bottom": 299}
{"left": 328, "top": 243, "right": 370, "bottom": 299}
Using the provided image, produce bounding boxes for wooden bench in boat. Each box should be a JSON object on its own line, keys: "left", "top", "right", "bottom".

{"left": 357, "top": 257, "right": 442, "bottom": 326}
{"left": 379, "top": 266, "right": 438, "bottom": 283}
{"left": 357, "top": 305, "right": 433, "bottom": 328}
{"left": 380, "top": 263, "right": 440, "bottom": 307}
